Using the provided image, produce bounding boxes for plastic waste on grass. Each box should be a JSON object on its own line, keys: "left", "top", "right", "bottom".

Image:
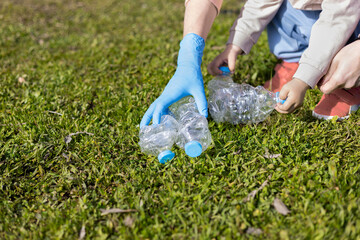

{"left": 208, "top": 66, "right": 285, "bottom": 125}
{"left": 214, "top": 66, "right": 233, "bottom": 83}
{"left": 170, "top": 97, "right": 212, "bottom": 157}
{"left": 138, "top": 115, "right": 179, "bottom": 163}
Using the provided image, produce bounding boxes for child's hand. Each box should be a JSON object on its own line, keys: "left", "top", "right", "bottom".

{"left": 207, "top": 44, "right": 243, "bottom": 75}
{"left": 275, "top": 78, "right": 310, "bottom": 114}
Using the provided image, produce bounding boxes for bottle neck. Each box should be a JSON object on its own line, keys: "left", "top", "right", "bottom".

{"left": 221, "top": 72, "right": 230, "bottom": 76}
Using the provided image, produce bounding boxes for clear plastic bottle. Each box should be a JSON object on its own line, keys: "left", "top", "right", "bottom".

{"left": 208, "top": 67, "right": 285, "bottom": 124}
{"left": 138, "top": 115, "right": 179, "bottom": 163}
{"left": 170, "top": 97, "right": 212, "bottom": 157}
{"left": 212, "top": 66, "right": 233, "bottom": 83}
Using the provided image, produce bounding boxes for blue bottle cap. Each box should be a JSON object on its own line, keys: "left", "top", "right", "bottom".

{"left": 185, "top": 141, "right": 203, "bottom": 157}
{"left": 158, "top": 150, "right": 175, "bottom": 164}
{"left": 275, "top": 92, "right": 286, "bottom": 104}
{"left": 219, "top": 66, "right": 231, "bottom": 75}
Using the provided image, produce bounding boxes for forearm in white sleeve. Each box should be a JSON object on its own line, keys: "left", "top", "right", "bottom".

{"left": 293, "top": 0, "right": 360, "bottom": 88}
{"left": 227, "top": 0, "right": 284, "bottom": 54}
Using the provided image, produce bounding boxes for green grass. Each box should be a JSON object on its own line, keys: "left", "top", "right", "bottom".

{"left": 1, "top": 0, "right": 360, "bottom": 239}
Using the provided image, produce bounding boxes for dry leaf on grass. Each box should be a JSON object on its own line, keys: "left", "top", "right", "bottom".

{"left": 64, "top": 132, "right": 94, "bottom": 144}
{"left": 273, "top": 198, "right": 290, "bottom": 215}
{"left": 263, "top": 148, "right": 281, "bottom": 159}
{"left": 100, "top": 208, "right": 137, "bottom": 216}
{"left": 246, "top": 227, "right": 263, "bottom": 235}
{"left": 79, "top": 225, "right": 85, "bottom": 240}
{"left": 263, "top": 153, "right": 281, "bottom": 159}
{"left": 18, "top": 77, "right": 26, "bottom": 83}
{"left": 123, "top": 216, "right": 135, "bottom": 228}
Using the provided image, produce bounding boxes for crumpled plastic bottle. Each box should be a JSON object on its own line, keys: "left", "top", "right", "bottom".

{"left": 208, "top": 66, "right": 285, "bottom": 125}
{"left": 138, "top": 115, "right": 179, "bottom": 163}
{"left": 170, "top": 96, "right": 212, "bottom": 157}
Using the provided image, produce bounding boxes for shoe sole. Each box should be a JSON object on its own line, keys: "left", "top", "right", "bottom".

{"left": 312, "top": 104, "right": 360, "bottom": 121}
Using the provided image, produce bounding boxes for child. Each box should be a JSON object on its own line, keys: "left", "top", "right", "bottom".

{"left": 140, "top": 0, "right": 360, "bottom": 127}
{"left": 208, "top": 0, "right": 360, "bottom": 120}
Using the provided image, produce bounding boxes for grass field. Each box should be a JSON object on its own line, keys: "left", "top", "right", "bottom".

{"left": 1, "top": 0, "right": 360, "bottom": 239}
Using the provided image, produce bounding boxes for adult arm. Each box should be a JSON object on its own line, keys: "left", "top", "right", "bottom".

{"left": 318, "top": 39, "right": 360, "bottom": 94}
{"left": 183, "top": 0, "right": 220, "bottom": 39}
{"left": 140, "top": 0, "right": 219, "bottom": 127}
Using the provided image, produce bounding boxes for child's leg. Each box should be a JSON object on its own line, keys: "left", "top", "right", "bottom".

{"left": 264, "top": 0, "right": 320, "bottom": 92}
{"left": 313, "top": 21, "right": 360, "bottom": 120}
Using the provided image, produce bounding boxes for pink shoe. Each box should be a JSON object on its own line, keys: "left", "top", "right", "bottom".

{"left": 312, "top": 87, "right": 360, "bottom": 120}
{"left": 264, "top": 62, "right": 299, "bottom": 93}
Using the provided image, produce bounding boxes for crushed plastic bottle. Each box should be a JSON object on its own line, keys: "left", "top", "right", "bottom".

{"left": 208, "top": 66, "right": 285, "bottom": 125}
{"left": 138, "top": 115, "right": 179, "bottom": 163}
{"left": 170, "top": 96, "right": 212, "bottom": 157}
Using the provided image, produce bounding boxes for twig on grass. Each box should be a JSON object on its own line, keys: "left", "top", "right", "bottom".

{"left": 46, "top": 110, "right": 76, "bottom": 119}
{"left": 62, "top": 153, "right": 69, "bottom": 160}
{"left": 233, "top": 149, "right": 242, "bottom": 155}
{"left": 243, "top": 174, "right": 272, "bottom": 202}
{"left": 47, "top": 110, "right": 63, "bottom": 116}
{"left": 0, "top": 123, "right": 26, "bottom": 126}
{"left": 246, "top": 227, "right": 263, "bottom": 235}
{"left": 100, "top": 208, "right": 137, "bottom": 216}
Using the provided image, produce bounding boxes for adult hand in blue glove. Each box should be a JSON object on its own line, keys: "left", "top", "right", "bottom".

{"left": 140, "top": 33, "right": 208, "bottom": 128}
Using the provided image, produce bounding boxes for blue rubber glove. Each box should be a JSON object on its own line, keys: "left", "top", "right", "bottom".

{"left": 140, "top": 33, "right": 208, "bottom": 128}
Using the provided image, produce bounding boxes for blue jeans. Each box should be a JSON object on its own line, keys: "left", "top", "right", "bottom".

{"left": 267, "top": 0, "right": 360, "bottom": 62}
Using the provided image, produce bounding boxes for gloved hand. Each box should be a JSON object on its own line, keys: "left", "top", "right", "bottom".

{"left": 140, "top": 33, "right": 208, "bottom": 128}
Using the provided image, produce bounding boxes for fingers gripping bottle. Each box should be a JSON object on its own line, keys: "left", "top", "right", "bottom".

{"left": 169, "top": 97, "right": 212, "bottom": 157}
{"left": 208, "top": 66, "right": 285, "bottom": 124}
{"left": 139, "top": 115, "right": 179, "bottom": 163}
